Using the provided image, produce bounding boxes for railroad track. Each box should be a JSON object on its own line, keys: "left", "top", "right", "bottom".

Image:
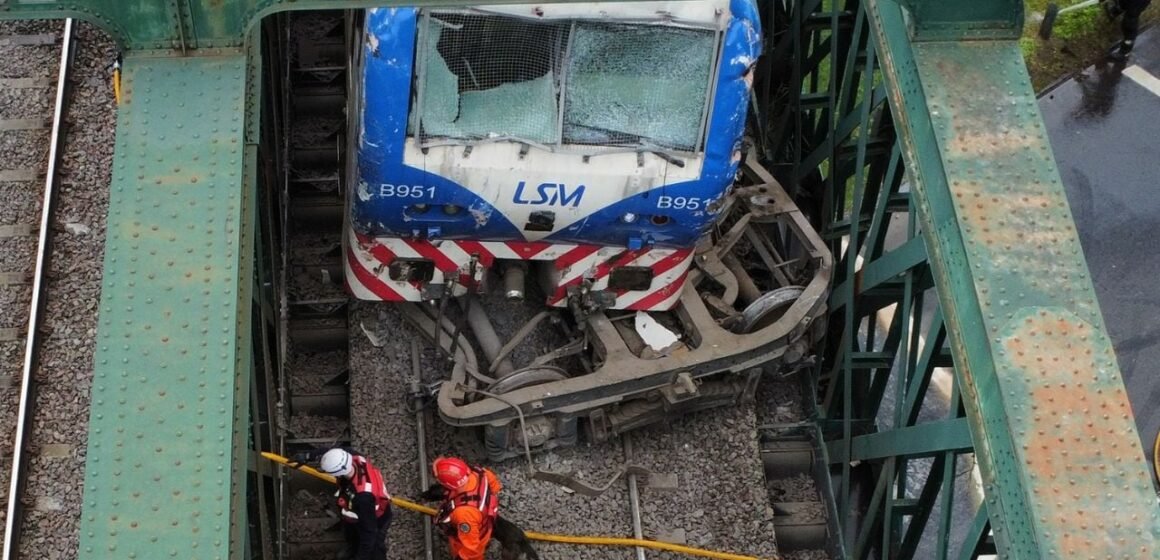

{"left": 0, "top": 19, "right": 117, "bottom": 560}
{"left": 346, "top": 298, "right": 815, "bottom": 560}
{"left": 275, "top": 10, "right": 357, "bottom": 559}
{"left": 264, "top": 9, "right": 832, "bottom": 560}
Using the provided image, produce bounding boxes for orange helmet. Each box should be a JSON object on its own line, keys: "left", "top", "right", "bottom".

{"left": 432, "top": 456, "right": 471, "bottom": 490}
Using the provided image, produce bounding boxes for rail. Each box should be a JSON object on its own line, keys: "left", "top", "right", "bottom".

{"left": 2, "top": 18, "right": 76, "bottom": 560}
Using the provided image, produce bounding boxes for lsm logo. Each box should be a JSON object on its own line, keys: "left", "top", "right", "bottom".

{"left": 512, "top": 181, "right": 586, "bottom": 207}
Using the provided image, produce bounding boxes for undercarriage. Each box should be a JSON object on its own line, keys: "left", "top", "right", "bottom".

{"left": 393, "top": 154, "right": 832, "bottom": 461}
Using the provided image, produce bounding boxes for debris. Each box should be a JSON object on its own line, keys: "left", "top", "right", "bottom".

{"left": 634, "top": 311, "right": 680, "bottom": 354}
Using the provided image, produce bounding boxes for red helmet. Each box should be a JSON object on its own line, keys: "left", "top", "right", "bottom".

{"left": 432, "top": 457, "right": 471, "bottom": 490}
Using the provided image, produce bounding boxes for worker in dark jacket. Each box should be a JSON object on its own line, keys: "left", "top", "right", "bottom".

{"left": 1108, "top": 0, "right": 1153, "bottom": 61}
{"left": 295, "top": 447, "right": 394, "bottom": 560}
{"left": 418, "top": 456, "right": 539, "bottom": 560}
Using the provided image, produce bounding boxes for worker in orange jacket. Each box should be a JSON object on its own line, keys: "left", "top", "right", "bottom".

{"left": 418, "top": 456, "right": 539, "bottom": 560}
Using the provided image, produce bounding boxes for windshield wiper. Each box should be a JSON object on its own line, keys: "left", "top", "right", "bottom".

{"left": 568, "top": 123, "right": 687, "bottom": 167}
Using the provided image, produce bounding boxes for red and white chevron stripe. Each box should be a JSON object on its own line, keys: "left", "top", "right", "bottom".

{"left": 345, "top": 230, "right": 693, "bottom": 311}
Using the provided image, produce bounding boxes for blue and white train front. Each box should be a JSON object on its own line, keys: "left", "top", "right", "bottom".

{"left": 345, "top": 0, "right": 761, "bottom": 311}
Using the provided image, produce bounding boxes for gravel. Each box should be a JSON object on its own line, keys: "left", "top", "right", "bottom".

{"left": 290, "top": 349, "right": 348, "bottom": 394}
{"left": 629, "top": 405, "right": 779, "bottom": 560}
{"left": 755, "top": 375, "right": 832, "bottom": 560}
{"left": 350, "top": 298, "right": 639, "bottom": 560}
{"left": 348, "top": 302, "right": 427, "bottom": 560}
{"left": 0, "top": 18, "right": 115, "bottom": 559}
{"left": 0, "top": 132, "right": 51, "bottom": 170}
{"left": 287, "top": 232, "right": 344, "bottom": 301}
{"left": 473, "top": 293, "right": 570, "bottom": 373}
{"left": 344, "top": 294, "right": 825, "bottom": 560}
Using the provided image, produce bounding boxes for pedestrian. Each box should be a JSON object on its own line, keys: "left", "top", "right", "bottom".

{"left": 293, "top": 447, "right": 394, "bottom": 560}
{"left": 1108, "top": 0, "right": 1153, "bottom": 61}
{"left": 418, "top": 456, "right": 540, "bottom": 560}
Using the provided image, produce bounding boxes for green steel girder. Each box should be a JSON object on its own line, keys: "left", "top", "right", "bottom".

{"left": 759, "top": 0, "right": 1160, "bottom": 558}
{"left": 0, "top": 0, "right": 617, "bottom": 51}
{"left": 828, "top": 417, "right": 972, "bottom": 464}
{"left": 899, "top": 0, "right": 1022, "bottom": 41}
{"left": 755, "top": 6, "right": 982, "bottom": 556}
{"left": 77, "top": 51, "right": 255, "bottom": 560}
{"left": 865, "top": 0, "right": 1160, "bottom": 557}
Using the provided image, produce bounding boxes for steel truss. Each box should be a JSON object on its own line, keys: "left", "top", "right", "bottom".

{"left": 756, "top": 2, "right": 992, "bottom": 556}
{"left": 757, "top": 0, "right": 1159, "bottom": 558}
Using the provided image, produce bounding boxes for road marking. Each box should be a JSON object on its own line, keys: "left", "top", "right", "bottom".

{"left": 1124, "top": 65, "right": 1160, "bottom": 97}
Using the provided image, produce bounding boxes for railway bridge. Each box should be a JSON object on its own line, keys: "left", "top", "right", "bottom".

{"left": 1, "top": 0, "right": 1158, "bottom": 559}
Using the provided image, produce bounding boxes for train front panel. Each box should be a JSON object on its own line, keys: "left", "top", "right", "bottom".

{"left": 346, "top": 1, "right": 761, "bottom": 310}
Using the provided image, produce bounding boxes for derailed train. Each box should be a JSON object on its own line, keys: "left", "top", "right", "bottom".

{"left": 343, "top": 0, "right": 832, "bottom": 460}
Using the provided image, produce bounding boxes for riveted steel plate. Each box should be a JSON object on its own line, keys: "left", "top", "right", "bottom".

{"left": 77, "top": 53, "right": 250, "bottom": 560}
{"left": 869, "top": 0, "right": 1160, "bottom": 552}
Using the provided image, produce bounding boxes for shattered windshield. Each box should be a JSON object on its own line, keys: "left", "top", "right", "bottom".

{"left": 418, "top": 15, "right": 566, "bottom": 144}
{"left": 414, "top": 13, "right": 718, "bottom": 153}
{"left": 563, "top": 24, "right": 716, "bottom": 151}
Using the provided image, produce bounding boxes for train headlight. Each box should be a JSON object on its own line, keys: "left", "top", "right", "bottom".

{"left": 443, "top": 204, "right": 461, "bottom": 215}
{"left": 621, "top": 212, "right": 638, "bottom": 224}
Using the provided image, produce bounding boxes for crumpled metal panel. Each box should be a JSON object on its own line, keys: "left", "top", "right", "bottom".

{"left": 868, "top": 0, "right": 1160, "bottom": 557}
{"left": 77, "top": 53, "right": 252, "bottom": 560}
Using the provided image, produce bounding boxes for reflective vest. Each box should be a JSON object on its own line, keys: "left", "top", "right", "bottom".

{"left": 435, "top": 467, "right": 499, "bottom": 536}
{"left": 335, "top": 454, "right": 391, "bottom": 523}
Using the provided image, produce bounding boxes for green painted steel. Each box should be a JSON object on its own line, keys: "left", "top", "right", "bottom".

{"left": 0, "top": 0, "right": 603, "bottom": 51}
{"left": 828, "top": 417, "right": 972, "bottom": 463}
{"left": 868, "top": 0, "right": 1160, "bottom": 557}
{"left": 901, "top": 0, "right": 1022, "bottom": 41}
{"left": 78, "top": 53, "right": 253, "bottom": 560}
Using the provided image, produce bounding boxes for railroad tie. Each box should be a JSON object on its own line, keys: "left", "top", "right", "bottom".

{"left": 0, "top": 169, "right": 38, "bottom": 182}
{"left": 0, "top": 224, "right": 36, "bottom": 238}
{"left": 0, "top": 34, "right": 60, "bottom": 47}
{"left": 0, "top": 272, "right": 31, "bottom": 286}
{"left": 0, "top": 77, "right": 54, "bottom": 89}
{"left": 0, "top": 118, "right": 51, "bottom": 131}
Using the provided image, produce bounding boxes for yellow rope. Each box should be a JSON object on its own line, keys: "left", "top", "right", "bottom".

{"left": 1153, "top": 427, "right": 1160, "bottom": 485}
{"left": 261, "top": 452, "right": 777, "bottom": 560}
{"left": 112, "top": 60, "right": 121, "bottom": 105}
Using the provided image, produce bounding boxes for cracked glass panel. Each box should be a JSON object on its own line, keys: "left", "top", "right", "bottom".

{"left": 418, "top": 14, "right": 565, "bottom": 143}
{"left": 563, "top": 24, "right": 716, "bottom": 151}
{"left": 412, "top": 13, "right": 717, "bottom": 152}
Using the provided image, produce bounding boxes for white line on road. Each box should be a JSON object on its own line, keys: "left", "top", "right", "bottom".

{"left": 1124, "top": 64, "right": 1160, "bottom": 97}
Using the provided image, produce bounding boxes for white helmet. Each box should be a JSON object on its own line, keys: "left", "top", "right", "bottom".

{"left": 320, "top": 448, "right": 354, "bottom": 478}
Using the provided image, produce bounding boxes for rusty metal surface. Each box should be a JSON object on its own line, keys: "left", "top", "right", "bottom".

{"left": 868, "top": 0, "right": 1160, "bottom": 556}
